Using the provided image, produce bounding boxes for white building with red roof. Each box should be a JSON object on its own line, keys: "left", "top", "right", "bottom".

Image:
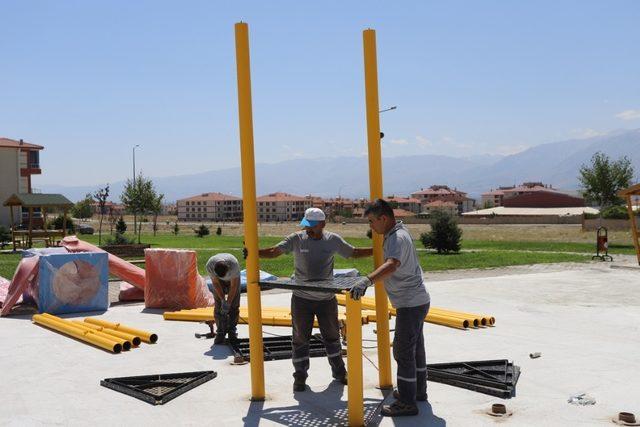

{"left": 177, "top": 192, "right": 243, "bottom": 222}
{"left": 257, "top": 192, "right": 313, "bottom": 222}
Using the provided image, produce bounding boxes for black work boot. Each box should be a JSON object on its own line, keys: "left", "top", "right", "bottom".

{"left": 381, "top": 400, "right": 419, "bottom": 417}
{"left": 393, "top": 389, "right": 427, "bottom": 402}
{"left": 293, "top": 375, "right": 306, "bottom": 392}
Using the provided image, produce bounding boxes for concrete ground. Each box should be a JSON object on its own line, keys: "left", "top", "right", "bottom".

{"left": 1, "top": 261, "right": 639, "bottom": 426}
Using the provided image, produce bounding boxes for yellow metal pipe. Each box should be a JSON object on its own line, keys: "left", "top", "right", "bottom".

{"left": 235, "top": 21, "right": 265, "bottom": 401}
{"left": 33, "top": 314, "right": 122, "bottom": 353}
{"left": 424, "top": 313, "right": 469, "bottom": 329}
{"left": 77, "top": 321, "right": 142, "bottom": 346}
{"left": 70, "top": 321, "right": 131, "bottom": 351}
{"left": 345, "top": 292, "right": 364, "bottom": 426}
{"left": 363, "top": 27, "right": 392, "bottom": 391}
{"left": 84, "top": 318, "right": 157, "bottom": 344}
{"left": 429, "top": 307, "right": 493, "bottom": 326}
{"left": 428, "top": 309, "right": 480, "bottom": 327}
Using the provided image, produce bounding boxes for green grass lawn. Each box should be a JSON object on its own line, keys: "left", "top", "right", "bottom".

{"left": 0, "top": 232, "right": 594, "bottom": 279}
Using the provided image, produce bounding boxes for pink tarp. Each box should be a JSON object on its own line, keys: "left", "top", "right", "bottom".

{"left": 144, "top": 249, "right": 213, "bottom": 310}
{"left": 118, "top": 282, "right": 145, "bottom": 302}
{"left": 0, "top": 276, "right": 11, "bottom": 307}
{"left": 0, "top": 257, "right": 39, "bottom": 316}
{"left": 61, "top": 236, "right": 145, "bottom": 289}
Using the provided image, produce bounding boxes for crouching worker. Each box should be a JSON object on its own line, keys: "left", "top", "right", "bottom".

{"left": 206, "top": 253, "right": 241, "bottom": 344}
{"left": 350, "top": 199, "right": 431, "bottom": 417}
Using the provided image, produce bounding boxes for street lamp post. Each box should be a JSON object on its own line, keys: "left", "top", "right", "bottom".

{"left": 132, "top": 144, "right": 140, "bottom": 242}
{"left": 378, "top": 106, "right": 396, "bottom": 139}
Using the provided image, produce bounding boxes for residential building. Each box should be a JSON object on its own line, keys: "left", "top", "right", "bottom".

{"left": 411, "top": 185, "right": 475, "bottom": 214}
{"left": 309, "top": 196, "right": 355, "bottom": 218}
{"left": 177, "top": 192, "right": 243, "bottom": 222}
{"left": 482, "top": 182, "right": 584, "bottom": 208}
{"left": 421, "top": 200, "right": 457, "bottom": 216}
{"left": 0, "top": 138, "right": 44, "bottom": 227}
{"left": 385, "top": 196, "right": 421, "bottom": 214}
{"left": 257, "top": 192, "right": 313, "bottom": 222}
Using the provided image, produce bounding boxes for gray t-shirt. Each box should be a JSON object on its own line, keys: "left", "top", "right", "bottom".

{"left": 383, "top": 222, "right": 430, "bottom": 308}
{"left": 205, "top": 253, "right": 241, "bottom": 282}
{"left": 276, "top": 231, "right": 355, "bottom": 301}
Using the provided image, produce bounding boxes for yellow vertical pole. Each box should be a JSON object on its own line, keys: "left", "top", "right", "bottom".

{"left": 234, "top": 21, "right": 265, "bottom": 401}
{"left": 363, "top": 28, "right": 393, "bottom": 389}
{"left": 346, "top": 292, "right": 364, "bottom": 426}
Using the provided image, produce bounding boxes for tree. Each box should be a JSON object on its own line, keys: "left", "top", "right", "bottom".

{"left": 216, "top": 226, "right": 222, "bottom": 236}
{"left": 108, "top": 207, "right": 117, "bottom": 235}
{"left": 93, "top": 184, "right": 109, "bottom": 245}
{"left": 194, "top": 224, "right": 210, "bottom": 238}
{"left": 172, "top": 222, "right": 180, "bottom": 236}
{"left": 120, "top": 173, "right": 163, "bottom": 243}
{"left": 579, "top": 152, "right": 634, "bottom": 209}
{"left": 150, "top": 194, "right": 164, "bottom": 237}
{"left": 116, "top": 216, "right": 127, "bottom": 234}
{"left": 0, "top": 225, "right": 11, "bottom": 249}
{"left": 71, "top": 194, "right": 93, "bottom": 220}
{"left": 420, "top": 209, "right": 462, "bottom": 254}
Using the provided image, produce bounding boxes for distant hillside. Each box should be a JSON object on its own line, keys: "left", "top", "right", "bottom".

{"left": 42, "top": 129, "right": 640, "bottom": 202}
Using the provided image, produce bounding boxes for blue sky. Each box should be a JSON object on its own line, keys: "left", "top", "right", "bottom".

{"left": 2, "top": 1, "right": 639, "bottom": 187}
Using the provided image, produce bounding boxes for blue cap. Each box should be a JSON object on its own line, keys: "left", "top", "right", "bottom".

{"left": 300, "top": 218, "right": 320, "bottom": 227}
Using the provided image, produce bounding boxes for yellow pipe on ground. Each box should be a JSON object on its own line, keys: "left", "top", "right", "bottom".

{"left": 363, "top": 27, "right": 392, "bottom": 393}
{"left": 84, "top": 318, "right": 157, "bottom": 344}
{"left": 33, "top": 314, "right": 122, "bottom": 353}
{"left": 235, "top": 21, "right": 265, "bottom": 401}
{"left": 430, "top": 308, "right": 495, "bottom": 326}
{"left": 76, "top": 321, "right": 142, "bottom": 346}
{"left": 345, "top": 292, "right": 364, "bottom": 426}
{"left": 428, "top": 309, "right": 480, "bottom": 328}
{"left": 69, "top": 321, "right": 131, "bottom": 351}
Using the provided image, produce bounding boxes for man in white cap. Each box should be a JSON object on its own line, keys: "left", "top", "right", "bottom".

{"left": 256, "top": 207, "right": 372, "bottom": 392}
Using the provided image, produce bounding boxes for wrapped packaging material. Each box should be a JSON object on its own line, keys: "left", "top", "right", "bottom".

{"left": 38, "top": 252, "right": 109, "bottom": 314}
{"left": 0, "top": 256, "right": 40, "bottom": 316}
{"left": 144, "top": 249, "right": 213, "bottom": 310}
{"left": 0, "top": 276, "right": 11, "bottom": 307}
{"left": 62, "top": 236, "right": 145, "bottom": 289}
{"left": 118, "top": 282, "right": 145, "bottom": 302}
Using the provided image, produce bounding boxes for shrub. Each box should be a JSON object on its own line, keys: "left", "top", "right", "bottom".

{"left": 172, "top": 222, "right": 180, "bottom": 236}
{"left": 601, "top": 205, "right": 630, "bottom": 220}
{"left": 194, "top": 224, "right": 210, "bottom": 238}
{"left": 116, "top": 216, "right": 127, "bottom": 234}
{"left": 216, "top": 226, "right": 222, "bottom": 236}
{"left": 105, "top": 233, "right": 135, "bottom": 245}
{"left": 47, "top": 215, "right": 75, "bottom": 232}
{"left": 366, "top": 229, "right": 372, "bottom": 239}
{"left": 420, "top": 209, "right": 462, "bottom": 254}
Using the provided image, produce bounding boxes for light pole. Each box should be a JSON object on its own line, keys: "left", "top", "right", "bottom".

{"left": 132, "top": 144, "right": 140, "bottom": 242}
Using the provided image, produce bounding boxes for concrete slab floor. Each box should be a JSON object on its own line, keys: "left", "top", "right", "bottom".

{"left": 0, "top": 263, "right": 638, "bottom": 426}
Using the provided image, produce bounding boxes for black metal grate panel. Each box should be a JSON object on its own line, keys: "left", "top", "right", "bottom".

{"left": 427, "top": 359, "right": 520, "bottom": 399}
{"left": 231, "top": 334, "right": 346, "bottom": 362}
{"left": 101, "top": 371, "right": 217, "bottom": 405}
{"left": 258, "top": 277, "right": 363, "bottom": 294}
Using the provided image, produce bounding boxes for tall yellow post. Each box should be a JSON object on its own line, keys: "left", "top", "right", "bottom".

{"left": 363, "top": 28, "right": 393, "bottom": 389}
{"left": 234, "top": 22, "right": 265, "bottom": 401}
{"left": 346, "top": 293, "right": 364, "bottom": 426}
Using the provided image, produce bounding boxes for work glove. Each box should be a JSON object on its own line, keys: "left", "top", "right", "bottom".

{"left": 350, "top": 276, "right": 372, "bottom": 301}
{"left": 221, "top": 300, "right": 230, "bottom": 315}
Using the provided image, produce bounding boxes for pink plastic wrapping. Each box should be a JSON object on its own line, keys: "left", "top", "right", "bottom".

{"left": 144, "top": 249, "right": 213, "bottom": 310}
{"left": 0, "top": 256, "right": 39, "bottom": 316}
{"left": 0, "top": 276, "right": 11, "bottom": 307}
{"left": 118, "top": 282, "right": 145, "bottom": 302}
{"left": 61, "top": 236, "right": 146, "bottom": 289}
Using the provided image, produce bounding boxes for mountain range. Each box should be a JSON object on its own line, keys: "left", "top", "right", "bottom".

{"left": 42, "top": 129, "right": 640, "bottom": 202}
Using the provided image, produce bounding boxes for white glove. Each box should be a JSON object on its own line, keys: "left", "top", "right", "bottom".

{"left": 350, "top": 276, "right": 372, "bottom": 300}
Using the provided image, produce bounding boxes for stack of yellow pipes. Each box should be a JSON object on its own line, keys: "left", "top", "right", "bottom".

{"left": 163, "top": 306, "right": 381, "bottom": 326}
{"left": 335, "top": 294, "right": 495, "bottom": 330}
{"left": 32, "top": 313, "right": 158, "bottom": 353}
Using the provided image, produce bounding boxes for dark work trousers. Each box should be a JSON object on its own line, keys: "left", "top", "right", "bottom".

{"left": 394, "top": 302, "right": 430, "bottom": 405}
{"left": 213, "top": 281, "right": 241, "bottom": 336}
{"left": 291, "top": 295, "right": 346, "bottom": 381}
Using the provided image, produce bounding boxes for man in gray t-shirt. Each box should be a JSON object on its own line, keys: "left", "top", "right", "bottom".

{"left": 205, "top": 253, "right": 241, "bottom": 345}
{"left": 257, "top": 207, "right": 372, "bottom": 392}
{"left": 350, "top": 199, "right": 430, "bottom": 417}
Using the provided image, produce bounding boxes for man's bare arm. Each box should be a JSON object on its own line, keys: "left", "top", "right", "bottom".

{"left": 366, "top": 258, "right": 401, "bottom": 283}
{"left": 258, "top": 247, "right": 284, "bottom": 259}
{"left": 351, "top": 247, "right": 373, "bottom": 258}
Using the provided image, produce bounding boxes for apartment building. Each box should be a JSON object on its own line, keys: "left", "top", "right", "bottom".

{"left": 482, "top": 182, "right": 584, "bottom": 208}
{"left": 257, "top": 192, "right": 313, "bottom": 222}
{"left": 411, "top": 185, "right": 475, "bottom": 214}
{"left": 0, "top": 138, "right": 44, "bottom": 227}
{"left": 177, "top": 192, "right": 243, "bottom": 222}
